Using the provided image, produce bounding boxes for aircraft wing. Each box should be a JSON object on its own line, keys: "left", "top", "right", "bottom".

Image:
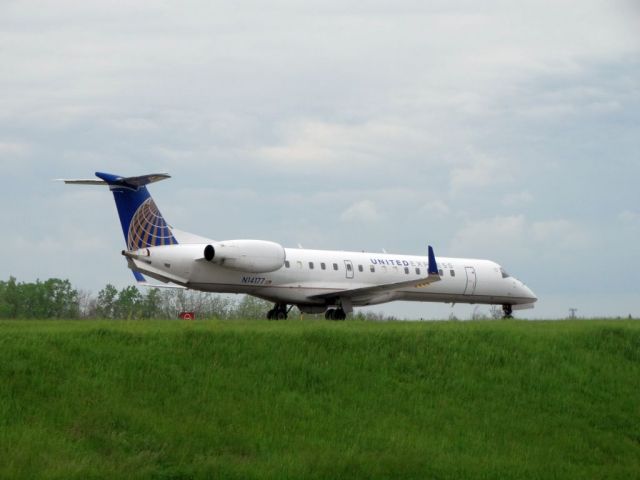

{"left": 308, "top": 246, "right": 441, "bottom": 302}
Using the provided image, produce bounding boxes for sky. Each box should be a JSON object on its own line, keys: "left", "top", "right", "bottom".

{"left": 1, "top": 0, "right": 638, "bottom": 319}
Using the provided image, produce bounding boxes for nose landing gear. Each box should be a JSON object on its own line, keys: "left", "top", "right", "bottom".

{"left": 502, "top": 304, "right": 513, "bottom": 319}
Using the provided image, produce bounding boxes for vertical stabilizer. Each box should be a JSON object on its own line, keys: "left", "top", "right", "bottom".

{"left": 94, "top": 172, "right": 178, "bottom": 251}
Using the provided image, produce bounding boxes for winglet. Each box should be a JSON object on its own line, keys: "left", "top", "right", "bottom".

{"left": 428, "top": 245, "right": 439, "bottom": 275}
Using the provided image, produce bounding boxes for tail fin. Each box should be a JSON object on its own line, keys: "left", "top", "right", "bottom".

{"left": 62, "top": 172, "right": 179, "bottom": 284}
{"left": 93, "top": 172, "right": 178, "bottom": 251}
{"left": 62, "top": 172, "right": 178, "bottom": 251}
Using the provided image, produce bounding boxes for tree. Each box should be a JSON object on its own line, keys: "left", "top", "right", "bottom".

{"left": 44, "top": 278, "right": 79, "bottom": 318}
{"left": 0, "top": 277, "right": 19, "bottom": 318}
{"left": 96, "top": 284, "right": 118, "bottom": 319}
{"left": 471, "top": 306, "right": 488, "bottom": 321}
{"left": 204, "top": 294, "right": 234, "bottom": 319}
{"left": 140, "top": 288, "right": 163, "bottom": 319}
{"left": 489, "top": 305, "right": 502, "bottom": 320}
{"left": 77, "top": 289, "right": 97, "bottom": 318}
{"left": 115, "top": 286, "right": 143, "bottom": 319}
{"left": 0, "top": 277, "right": 80, "bottom": 319}
{"left": 20, "top": 280, "right": 48, "bottom": 318}
{"left": 0, "top": 278, "right": 14, "bottom": 318}
{"left": 233, "top": 295, "right": 270, "bottom": 319}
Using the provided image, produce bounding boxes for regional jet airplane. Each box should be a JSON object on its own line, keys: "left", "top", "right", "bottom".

{"left": 63, "top": 172, "right": 537, "bottom": 319}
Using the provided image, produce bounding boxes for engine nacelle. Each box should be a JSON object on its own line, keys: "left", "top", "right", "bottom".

{"left": 203, "top": 240, "right": 285, "bottom": 273}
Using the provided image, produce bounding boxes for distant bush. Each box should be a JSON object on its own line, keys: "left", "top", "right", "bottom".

{"left": 0, "top": 277, "right": 397, "bottom": 321}
{"left": 0, "top": 277, "right": 79, "bottom": 319}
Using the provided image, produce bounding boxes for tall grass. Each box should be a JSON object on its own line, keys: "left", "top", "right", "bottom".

{"left": 0, "top": 319, "right": 638, "bottom": 479}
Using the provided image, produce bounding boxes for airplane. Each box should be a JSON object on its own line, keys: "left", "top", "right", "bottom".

{"left": 63, "top": 172, "right": 537, "bottom": 320}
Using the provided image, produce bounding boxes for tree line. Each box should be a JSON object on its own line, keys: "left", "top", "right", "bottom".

{"left": 0, "top": 277, "right": 393, "bottom": 321}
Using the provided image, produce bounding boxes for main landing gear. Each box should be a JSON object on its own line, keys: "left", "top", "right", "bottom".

{"left": 325, "top": 308, "right": 346, "bottom": 321}
{"left": 267, "top": 303, "right": 289, "bottom": 320}
{"left": 502, "top": 304, "right": 513, "bottom": 319}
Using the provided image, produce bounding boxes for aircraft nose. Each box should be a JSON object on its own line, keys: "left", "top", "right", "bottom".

{"left": 522, "top": 284, "right": 537, "bottom": 303}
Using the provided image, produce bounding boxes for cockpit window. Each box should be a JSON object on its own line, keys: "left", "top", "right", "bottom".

{"left": 500, "top": 268, "right": 510, "bottom": 279}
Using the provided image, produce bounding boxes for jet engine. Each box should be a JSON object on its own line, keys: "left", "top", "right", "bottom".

{"left": 203, "top": 240, "right": 285, "bottom": 273}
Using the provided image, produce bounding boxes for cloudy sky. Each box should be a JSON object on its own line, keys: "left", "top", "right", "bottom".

{"left": 1, "top": 0, "right": 638, "bottom": 319}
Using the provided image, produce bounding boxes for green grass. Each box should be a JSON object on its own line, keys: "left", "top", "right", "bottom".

{"left": 0, "top": 319, "right": 639, "bottom": 479}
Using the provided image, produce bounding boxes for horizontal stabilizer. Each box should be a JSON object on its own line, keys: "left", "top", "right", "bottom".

{"left": 58, "top": 179, "right": 107, "bottom": 185}
{"left": 59, "top": 173, "right": 171, "bottom": 189}
{"left": 95, "top": 172, "right": 171, "bottom": 189}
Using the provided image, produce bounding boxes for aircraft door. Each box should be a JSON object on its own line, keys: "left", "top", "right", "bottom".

{"left": 463, "top": 266, "right": 477, "bottom": 295}
{"left": 344, "top": 260, "right": 354, "bottom": 279}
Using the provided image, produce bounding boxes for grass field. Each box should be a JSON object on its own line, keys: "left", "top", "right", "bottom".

{"left": 0, "top": 319, "right": 639, "bottom": 479}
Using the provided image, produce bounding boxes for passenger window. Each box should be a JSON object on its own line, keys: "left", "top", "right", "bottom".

{"left": 285, "top": 261, "right": 290, "bottom": 268}
{"left": 404, "top": 267, "right": 409, "bottom": 274}
{"left": 450, "top": 269, "right": 455, "bottom": 277}
{"left": 370, "top": 265, "right": 375, "bottom": 273}
{"left": 346, "top": 263, "right": 353, "bottom": 271}
{"left": 297, "top": 261, "right": 303, "bottom": 269}
{"left": 309, "top": 262, "right": 314, "bottom": 269}
{"left": 321, "top": 262, "right": 326, "bottom": 270}
{"left": 416, "top": 268, "right": 421, "bottom": 275}
{"left": 358, "top": 265, "right": 363, "bottom": 272}
{"left": 333, "top": 263, "right": 338, "bottom": 271}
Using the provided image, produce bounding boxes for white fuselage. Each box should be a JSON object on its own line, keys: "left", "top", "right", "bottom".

{"left": 127, "top": 244, "right": 537, "bottom": 313}
{"left": 63, "top": 172, "right": 537, "bottom": 317}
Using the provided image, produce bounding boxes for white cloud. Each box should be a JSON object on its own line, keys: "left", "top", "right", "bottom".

{"left": 419, "top": 200, "right": 450, "bottom": 218}
{"left": 109, "top": 117, "right": 159, "bottom": 132}
{"left": 0, "top": 142, "right": 32, "bottom": 175}
{"left": 254, "top": 120, "right": 433, "bottom": 171}
{"left": 450, "top": 215, "right": 527, "bottom": 255}
{"left": 450, "top": 215, "right": 591, "bottom": 260}
{"left": 619, "top": 210, "right": 640, "bottom": 224}
{"left": 531, "top": 219, "right": 591, "bottom": 249}
{"left": 0, "top": 142, "right": 29, "bottom": 157}
{"left": 449, "top": 153, "right": 512, "bottom": 193}
{"left": 502, "top": 191, "right": 533, "bottom": 207}
{"left": 340, "top": 200, "right": 380, "bottom": 223}
{"left": 151, "top": 146, "right": 198, "bottom": 162}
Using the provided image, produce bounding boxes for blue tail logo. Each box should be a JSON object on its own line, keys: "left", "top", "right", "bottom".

{"left": 95, "top": 172, "right": 178, "bottom": 250}
{"left": 126, "top": 197, "right": 177, "bottom": 250}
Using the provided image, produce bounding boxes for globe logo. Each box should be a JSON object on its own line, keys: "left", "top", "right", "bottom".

{"left": 127, "top": 198, "right": 177, "bottom": 250}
